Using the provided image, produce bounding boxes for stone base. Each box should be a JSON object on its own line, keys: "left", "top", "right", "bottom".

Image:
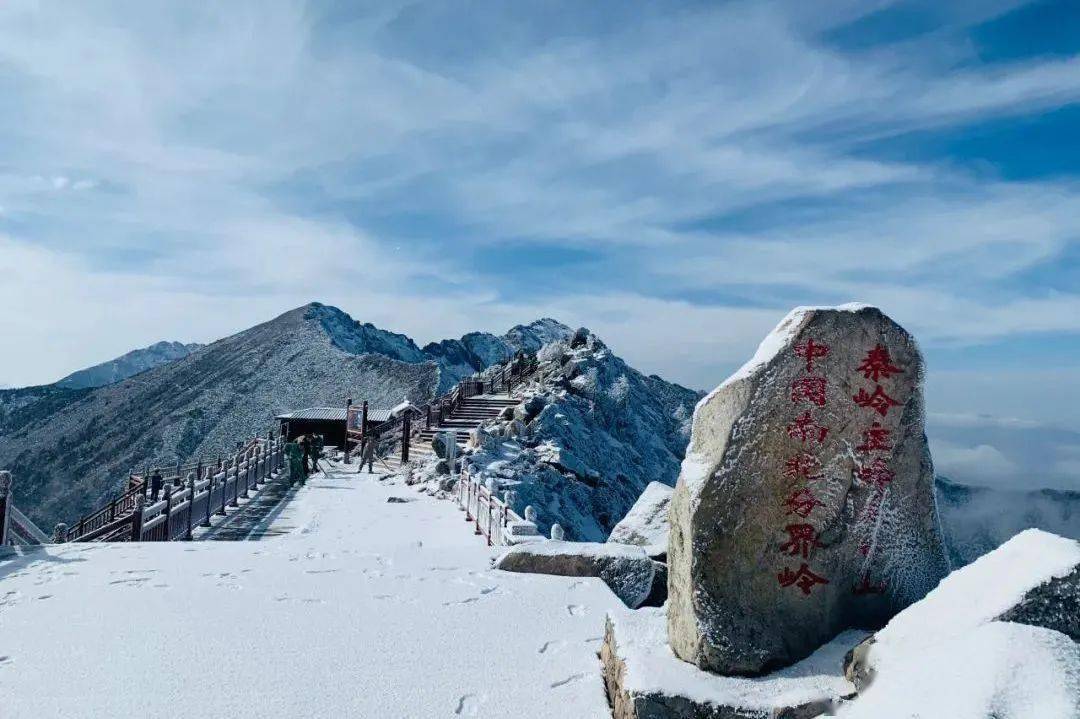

{"left": 601, "top": 609, "right": 859, "bottom": 719}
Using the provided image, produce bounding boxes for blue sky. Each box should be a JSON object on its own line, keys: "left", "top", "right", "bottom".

{"left": 1, "top": 1, "right": 1079, "bottom": 489}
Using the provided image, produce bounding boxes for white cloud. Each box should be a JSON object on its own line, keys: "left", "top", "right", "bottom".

{"left": 0, "top": 0, "right": 1077, "bottom": 433}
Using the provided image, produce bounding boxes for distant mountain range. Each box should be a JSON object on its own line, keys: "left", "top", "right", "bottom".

{"left": 935, "top": 476, "right": 1079, "bottom": 566}
{"left": 56, "top": 341, "right": 204, "bottom": 390}
{"left": 0, "top": 303, "right": 584, "bottom": 528}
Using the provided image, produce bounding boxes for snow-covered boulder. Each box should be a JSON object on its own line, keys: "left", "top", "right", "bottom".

{"left": 494, "top": 540, "right": 657, "bottom": 608}
{"left": 602, "top": 607, "right": 860, "bottom": 719}
{"left": 608, "top": 481, "right": 673, "bottom": 560}
{"left": 668, "top": 305, "right": 950, "bottom": 675}
{"left": 839, "top": 529, "right": 1080, "bottom": 718}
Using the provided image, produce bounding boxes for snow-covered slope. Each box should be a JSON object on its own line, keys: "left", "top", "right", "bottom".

{"left": 0, "top": 303, "right": 440, "bottom": 528}
{"left": 55, "top": 340, "right": 203, "bottom": 390}
{"left": 935, "top": 476, "right": 1079, "bottom": 566}
{"left": 840, "top": 530, "right": 1080, "bottom": 719}
{"left": 450, "top": 329, "right": 701, "bottom": 541}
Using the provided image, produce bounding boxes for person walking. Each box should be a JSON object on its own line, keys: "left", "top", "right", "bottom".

{"left": 284, "top": 439, "right": 304, "bottom": 485}
{"left": 360, "top": 434, "right": 377, "bottom": 474}
{"left": 150, "top": 470, "right": 163, "bottom": 502}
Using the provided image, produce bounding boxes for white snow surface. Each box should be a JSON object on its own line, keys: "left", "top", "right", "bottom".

{"left": 873, "top": 528, "right": 1078, "bottom": 649}
{"left": 0, "top": 461, "right": 622, "bottom": 718}
{"left": 607, "top": 481, "right": 673, "bottom": 556}
{"left": 608, "top": 606, "right": 861, "bottom": 710}
{"left": 717, "top": 302, "right": 873, "bottom": 391}
{"left": 840, "top": 529, "right": 1080, "bottom": 719}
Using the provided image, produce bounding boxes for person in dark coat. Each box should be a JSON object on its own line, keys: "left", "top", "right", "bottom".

{"left": 300, "top": 435, "right": 313, "bottom": 475}
{"left": 284, "top": 440, "right": 304, "bottom": 485}
{"left": 360, "top": 434, "right": 377, "bottom": 474}
{"left": 150, "top": 470, "right": 164, "bottom": 502}
{"left": 312, "top": 434, "right": 324, "bottom": 472}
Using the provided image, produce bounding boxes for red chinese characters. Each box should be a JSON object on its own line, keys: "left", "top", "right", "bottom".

{"left": 778, "top": 564, "right": 830, "bottom": 595}
{"left": 784, "top": 452, "right": 822, "bottom": 481}
{"left": 795, "top": 339, "right": 830, "bottom": 372}
{"left": 791, "top": 376, "right": 827, "bottom": 407}
{"left": 779, "top": 524, "right": 822, "bottom": 559}
{"left": 855, "top": 458, "right": 895, "bottom": 490}
{"left": 777, "top": 337, "right": 833, "bottom": 596}
{"left": 856, "top": 422, "right": 892, "bottom": 452}
{"left": 853, "top": 385, "right": 900, "bottom": 417}
{"left": 787, "top": 410, "right": 829, "bottom": 445}
{"left": 857, "top": 344, "right": 902, "bottom": 382}
{"left": 849, "top": 342, "right": 905, "bottom": 596}
{"left": 783, "top": 488, "right": 823, "bottom": 518}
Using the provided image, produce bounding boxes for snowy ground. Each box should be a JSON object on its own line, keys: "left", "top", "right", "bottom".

{"left": 0, "top": 460, "right": 621, "bottom": 718}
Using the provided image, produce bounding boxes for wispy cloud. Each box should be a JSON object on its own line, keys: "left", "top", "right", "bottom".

{"left": 0, "top": 0, "right": 1078, "bottom": 460}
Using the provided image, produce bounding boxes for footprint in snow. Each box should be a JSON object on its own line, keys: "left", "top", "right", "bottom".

{"left": 566, "top": 604, "right": 586, "bottom": 617}
{"left": 550, "top": 673, "right": 586, "bottom": 689}
{"left": 453, "top": 693, "right": 486, "bottom": 716}
{"left": 537, "top": 639, "right": 566, "bottom": 654}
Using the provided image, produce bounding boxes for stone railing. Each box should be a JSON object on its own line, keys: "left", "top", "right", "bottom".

{"left": 456, "top": 467, "right": 543, "bottom": 546}
{"left": 54, "top": 434, "right": 286, "bottom": 543}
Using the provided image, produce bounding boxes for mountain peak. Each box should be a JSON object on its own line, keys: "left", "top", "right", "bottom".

{"left": 302, "top": 303, "right": 428, "bottom": 364}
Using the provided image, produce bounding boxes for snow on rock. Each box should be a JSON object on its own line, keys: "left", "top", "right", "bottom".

{"left": 668, "top": 304, "right": 949, "bottom": 675}
{"left": 839, "top": 530, "right": 1080, "bottom": 719}
{"left": 602, "top": 606, "right": 860, "bottom": 719}
{"left": 607, "top": 481, "right": 673, "bottom": 559}
{"left": 448, "top": 329, "right": 700, "bottom": 543}
{"left": 839, "top": 623, "right": 1079, "bottom": 719}
{"left": 309, "top": 303, "right": 428, "bottom": 363}
{"left": 423, "top": 319, "right": 576, "bottom": 392}
{"left": 495, "top": 539, "right": 657, "bottom": 608}
{"left": 0, "top": 461, "right": 622, "bottom": 719}
{"left": 869, "top": 529, "right": 1079, "bottom": 650}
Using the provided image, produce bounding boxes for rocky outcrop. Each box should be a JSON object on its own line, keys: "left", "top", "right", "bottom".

{"left": 608, "top": 481, "right": 674, "bottom": 560}
{"left": 668, "top": 305, "right": 949, "bottom": 675}
{"left": 494, "top": 540, "right": 657, "bottom": 608}
{"left": 837, "top": 530, "right": 1080, "bottom": 717}
{"left": 602, "top": 608, "right": 859, "bottom": 719}
{"left": 453, "top": 329, "right": 700, "bottom": 542}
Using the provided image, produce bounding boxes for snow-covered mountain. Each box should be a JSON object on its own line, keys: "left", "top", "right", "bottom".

{"left": 56, "top": 340, "right": 203, "bottom": 390}
{"left": 423, "top": 319, "right": 575, "bottom": 392}
{"left": 935, "top": 476, "right": 1079, "bottom": 566}
{"left": 446, "top": 328, "right": 702, "bottom": 541}
{"left": 0, "top": 304, "right": 443, "bottom": 528}
{"left": 0, "top": 306, "right": 586, "bottom": 530}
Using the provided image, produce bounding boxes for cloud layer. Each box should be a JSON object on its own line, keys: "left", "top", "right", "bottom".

{"left": 1, "top": 1, "right": 1078, "bottom": 492}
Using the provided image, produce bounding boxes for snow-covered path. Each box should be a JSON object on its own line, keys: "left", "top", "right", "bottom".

{"left": 0, "top": 462, "right": 620, "bottom": 718}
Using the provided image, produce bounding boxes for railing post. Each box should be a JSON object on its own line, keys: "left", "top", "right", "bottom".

{"left": 219, "top": 461, "right": 229, "bottom": 515}
{"left": 230, "top": 456, "right": 241, "bottom": 507}
{"left": 401, "top": 414, "right": 410, "bottom": 463}
{"left": 344, "top": 397, "right": 353, "bottom": 464}
{"left": 161, "top": 484, "right": 174, "bottom": 541}
{"left": 0, "top": 471, "right": 12, "bottom": 547}
{"left": 130, "top": 495, "right": 144, "bottom": 541}
{"left": 203, "top": 467, "right": 213, "bottom": 527}
{"left": 185, "top": 472, "right": 196, "bottom": 540}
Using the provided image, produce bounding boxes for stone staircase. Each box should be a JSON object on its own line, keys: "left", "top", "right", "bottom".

{"left": 409, "top": 394, "right": 518, "bottom": 461}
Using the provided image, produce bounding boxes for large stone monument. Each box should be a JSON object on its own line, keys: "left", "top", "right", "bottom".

{"left": 668, "top": 304, "right": 950, "bottom": 675}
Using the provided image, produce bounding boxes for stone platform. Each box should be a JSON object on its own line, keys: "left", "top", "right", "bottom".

{"left": 601, "top": 608, "right": 860, "bottom": 719}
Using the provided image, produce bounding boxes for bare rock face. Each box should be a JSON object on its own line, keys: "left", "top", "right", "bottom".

{"left": 668, "top": 305, "right": 949, "bottom": 675}
{"left": 494, "top": 540, "right": 657, "bottom": 608}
